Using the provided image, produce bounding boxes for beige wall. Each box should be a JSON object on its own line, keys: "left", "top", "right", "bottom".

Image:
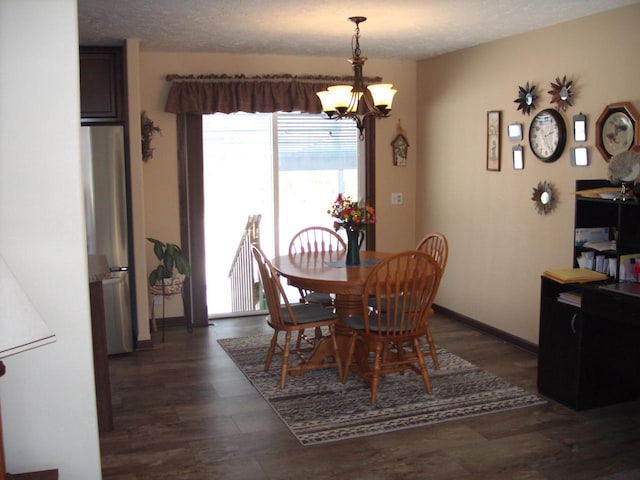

{"left": 416, "top": 4, "right": 640, "bottom": 343}
{"left": 137, "top": 51, "right": 417, "bottom": 319}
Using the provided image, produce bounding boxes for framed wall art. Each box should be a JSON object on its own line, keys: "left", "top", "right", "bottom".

{"left": 391, "top": 133, "right": 409, "bottom": 166}
{"left": 487, "top": 111, "right": 501, "bottom": 171}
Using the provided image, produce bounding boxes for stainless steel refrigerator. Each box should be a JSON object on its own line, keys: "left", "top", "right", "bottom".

{"left": 81, "top": 125, "right": 135, "bottom": 354}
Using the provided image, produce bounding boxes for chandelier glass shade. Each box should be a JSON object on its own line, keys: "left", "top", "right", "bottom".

{"left": 316, "top": 17, "right": 396, "bottom": 136}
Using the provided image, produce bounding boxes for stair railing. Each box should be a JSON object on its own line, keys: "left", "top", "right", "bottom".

{"left": 228, "top": 214, "right": 262, "bottom": 312}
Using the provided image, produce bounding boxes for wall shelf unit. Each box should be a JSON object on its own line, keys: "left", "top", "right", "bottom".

{"left": 573, "top": 179, "right": 640, "bottom": 280}
{"left": 538, "top": 179, "right": 640, "bottom": 410}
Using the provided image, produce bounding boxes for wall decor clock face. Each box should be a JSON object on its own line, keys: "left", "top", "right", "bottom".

{"left": 529, "top": 108, "right": 567, "bottom": 163}
{"left": 595, "top": 102, "right": 640, "bottom": 161}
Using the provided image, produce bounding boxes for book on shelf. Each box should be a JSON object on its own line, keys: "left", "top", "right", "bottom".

{"left": 558, "top": 290, "right": 582, "bottom": 307}
{"left": 543, "top": 268, "right": 608, "bottom": 284}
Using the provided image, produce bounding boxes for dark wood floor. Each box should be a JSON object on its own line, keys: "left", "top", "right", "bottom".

{"left": 100, "top": 312, "right": 640, "bottom": 479}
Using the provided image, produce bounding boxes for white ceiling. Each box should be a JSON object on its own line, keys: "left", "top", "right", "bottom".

{"left": 78, "top": 0, "right": 638, "bottom": 61}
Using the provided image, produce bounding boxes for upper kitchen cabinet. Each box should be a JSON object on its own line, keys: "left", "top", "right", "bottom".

{"left": 80, "top": 47, "right": 125, "bottom": 124}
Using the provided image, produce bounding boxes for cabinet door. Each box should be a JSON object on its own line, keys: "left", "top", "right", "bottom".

{"left": 580, "top": 291, "right": 640, "bottom": 408}
{"left": 80, "top": 47, "right": 124, "bottom": 123}
{"left": 538, "top": 297, "right": 581, "bottom": 408}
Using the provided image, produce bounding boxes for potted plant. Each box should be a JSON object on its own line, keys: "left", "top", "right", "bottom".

{"left": 141, "top": 111, "right": 161, "bottom": 162}
{"left": 147, "top": 237, "right": 191, "bottom": 294}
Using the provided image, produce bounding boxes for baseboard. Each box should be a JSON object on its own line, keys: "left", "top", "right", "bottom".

{"left": 149, "top": 308, "right": 538, "bottom": 354}
{"left": 433, "top": 304, "right": 538, "bottom": 354}
{"left": 136, "top": 339, "right": 154, "bottom": 351}
{"left": 149, "top": 316, "right": 190, "bottom": 331}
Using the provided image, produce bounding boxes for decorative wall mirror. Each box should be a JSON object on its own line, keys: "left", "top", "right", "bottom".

{"left": 571, "top": 147, "right": 589, "bottom": 167}
{"left": 514, "top": 82, "right": 537, "bottom": 115}
{"left": 573, "top": 113, "right": 587, "bottom": 142}
{"left": 508, "top": 123, "right": 523, "bottom": 141}
{"left": 512, "top": 146, "right": 524, "bottom": 169}
{"left": 595, "top": 102, "right": 640, "bottom": 161}
{"left": 531, "top": 181, "right": 556, "bottom": 215}
{"left": 548, "top": 76, "right": 574, "bottom": 112}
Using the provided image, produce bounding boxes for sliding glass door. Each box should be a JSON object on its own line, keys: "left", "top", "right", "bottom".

{"left": 203, "top": 112, "right": 360, "bottom": 316}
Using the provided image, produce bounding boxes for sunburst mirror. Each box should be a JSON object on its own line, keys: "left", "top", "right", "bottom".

{"left": 548, "top": 76, "right": 574, "bottom": 112}
{"left": 531, "top": 181, "right": 556, "bottom": 215}
{"left": 514, "top": 82, "right": 537, "bottom": 115}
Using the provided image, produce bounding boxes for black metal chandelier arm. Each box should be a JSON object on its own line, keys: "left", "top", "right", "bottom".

{"left": 316, "top": 16, "right": 396, "bottom": 135}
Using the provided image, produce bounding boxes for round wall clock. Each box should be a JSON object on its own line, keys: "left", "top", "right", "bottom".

{"left": 528, "top": 108, "right": 567, "bottom": 163}
{"left": 595, "top": 102, "right": 640, "bottom": 161}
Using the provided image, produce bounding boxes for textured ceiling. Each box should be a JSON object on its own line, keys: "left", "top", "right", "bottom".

{"left": 78, "top": 0, "right": 638, "bottom": 60}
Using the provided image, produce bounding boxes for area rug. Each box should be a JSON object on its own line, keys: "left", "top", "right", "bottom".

{"left": 218, "top": 334, "right": 545, "bottom": 446}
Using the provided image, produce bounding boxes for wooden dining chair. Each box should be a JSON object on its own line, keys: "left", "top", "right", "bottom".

{"left": 288, "top": 226, "right": 346, "bottom": 307}
{"left": 252, "top": 245, "right": 343, "bottom": 389}
{"left": 367, "top": 233, "right": 448, "bottom": 370}
{"left": 416, "top": 232, "right": 448, "bottom": 272}
{"left": 415, "top": 232, "right": 448, "bottom": 369}
{"left": 342, "top": 250, "right": 442, "bottom": 404}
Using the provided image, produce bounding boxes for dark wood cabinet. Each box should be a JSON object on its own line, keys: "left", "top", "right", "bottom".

{"left": 538, "top": 277, "right": 640, "bottom": 410}
{"left": 80, "top": 47, "right": 125, "bottom": 123}
{"left": 539, "top": 180, "right": 640, "bottom": 410}
{"left": 89, "top": 281, "right": 113, "bottom": 432}
{"left": 538, "top": 278, "right": 582, "bottom": 408}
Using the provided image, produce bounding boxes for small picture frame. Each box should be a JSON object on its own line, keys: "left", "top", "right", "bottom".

{"left": 571, "top": 146, "right": 589, "bottom": 167}
{"left": 513, "top": 146, "right": 524, "bottom": 170}
{"left": 508, "top": 123, "right": 523, "bottom": 141}
{"left": 487, "top": 111, "right": 501, "bottom": 171}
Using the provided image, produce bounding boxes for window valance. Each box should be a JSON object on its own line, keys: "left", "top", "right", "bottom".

{"left": 164, "top": 73, "right": 382, "bottom": 115}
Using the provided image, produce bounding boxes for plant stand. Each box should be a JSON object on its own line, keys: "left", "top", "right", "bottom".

{"left": 149, "top": 284, "right": 191, "bottom": 343}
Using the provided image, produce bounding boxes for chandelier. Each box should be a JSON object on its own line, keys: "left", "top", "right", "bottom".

{"left": 316, "top": 17, "right": 397, "bottom": 137}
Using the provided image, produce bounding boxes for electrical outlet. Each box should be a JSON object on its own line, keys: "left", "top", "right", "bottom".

{"left": 391, "top": 192, "right": 403, "bottom": 205}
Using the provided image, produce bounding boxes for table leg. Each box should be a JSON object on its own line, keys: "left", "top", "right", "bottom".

{"left": 296, "top": 293, "right": 369, "bottom": 372}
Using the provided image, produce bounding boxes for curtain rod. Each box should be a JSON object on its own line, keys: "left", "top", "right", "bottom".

{"left": 165, "top": 73, "right": 383, "bottom": 83}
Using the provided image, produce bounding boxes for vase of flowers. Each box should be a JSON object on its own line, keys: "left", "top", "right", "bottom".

{"left": 328, "top": 193, "right": 376, "bottom": 265}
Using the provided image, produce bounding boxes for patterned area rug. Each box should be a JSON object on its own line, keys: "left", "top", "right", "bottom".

{"left": 218, "top": 334, "right": 545, "bottom": 446}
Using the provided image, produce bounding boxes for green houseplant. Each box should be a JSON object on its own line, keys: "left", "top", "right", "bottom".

{"left": 147, "top": 237, "right": 191, "bottom": 292}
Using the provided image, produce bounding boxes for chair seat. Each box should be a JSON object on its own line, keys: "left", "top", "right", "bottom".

{"left": 345, "top": 314, "right": 418, "bottom": 333}
{"left": 303, "top": 291, "right": 334, "bottom": 305}
{"left": 368, "top": 295, "right": 406, "bottom": 312}
{"left": 280, "top": 303, "right": 338, "bottom": 325}
{"left": 369, "top": 295, "right": 434, "bottom": 316}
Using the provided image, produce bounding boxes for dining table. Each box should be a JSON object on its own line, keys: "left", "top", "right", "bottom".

{"left": 272, "top": 250, "right": 393, "bottom": 369}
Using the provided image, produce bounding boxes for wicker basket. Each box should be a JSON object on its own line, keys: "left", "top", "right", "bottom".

{"left": 150, "top": 275, "right": 185, "bottom": 295}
